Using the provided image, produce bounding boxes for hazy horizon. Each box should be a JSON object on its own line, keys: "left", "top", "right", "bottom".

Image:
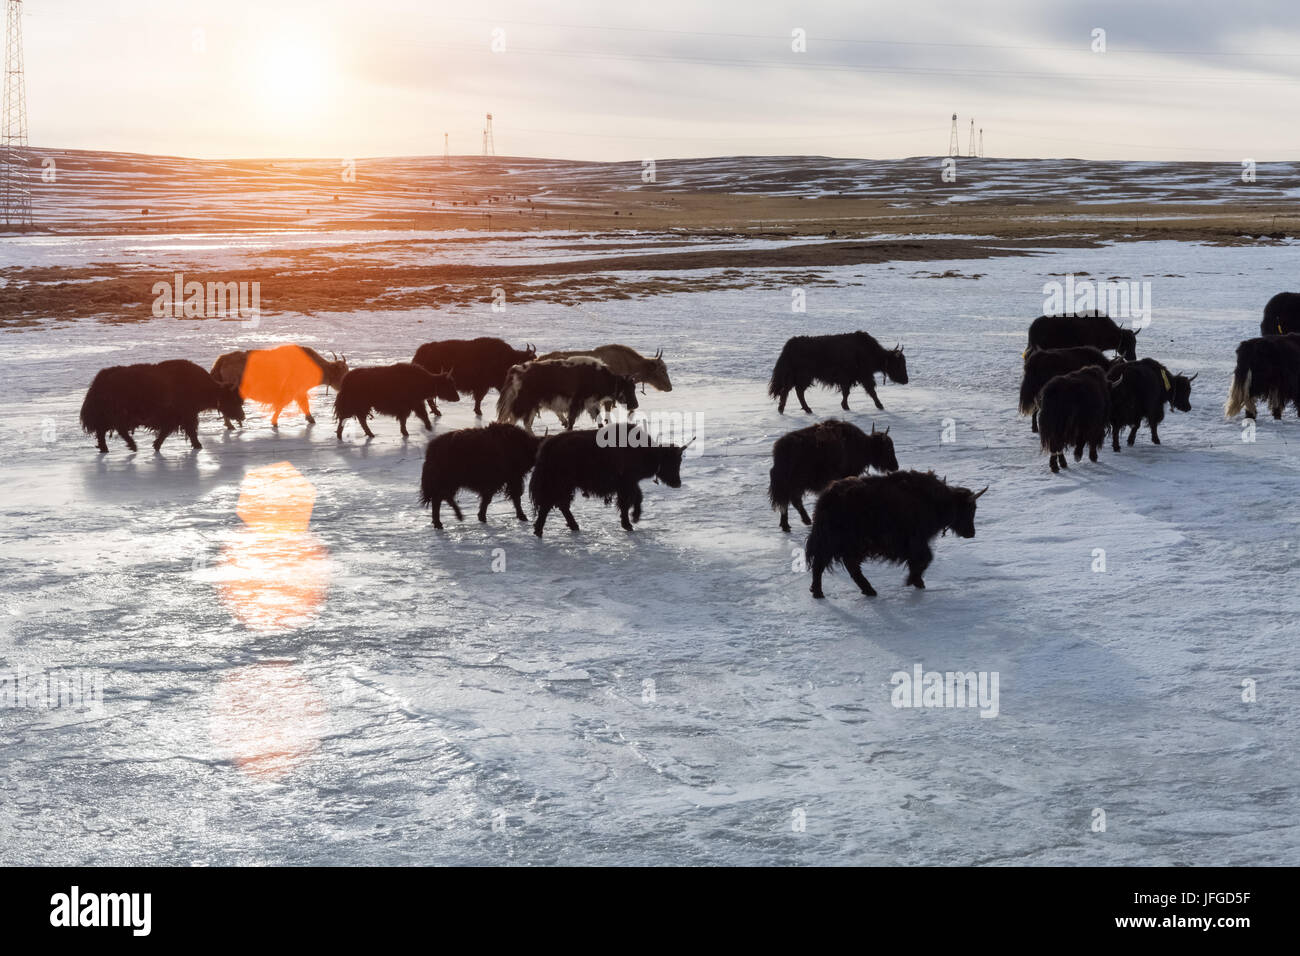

{"left": 17, "top": 0, "right": 1300, "bottom": 162}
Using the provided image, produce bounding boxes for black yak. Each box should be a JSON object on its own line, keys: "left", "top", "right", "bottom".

{"left": 497, "top": 357, "right": 639, "bottom": 431}
{"left": 528, "top": 425, "right": 685, "bottom": 536}
{"left": 1036, "top": 365, "right": 1112, "bottom": 473}
{"left": 333, "top": 363, "right": 460, "bottom": 439}
{"left": 769, "top": 331, "right": 908, "bottom": 413}
{"left": 1224, "top": 334, "right": 1300, "bottom": 421}
{"left": 419, "top": 423, "right": 542, "bottom": 528}
{"left": 1107, "top": 358, "right": 1195, "bottom": 451}
{"left": 1026, "top": 312, "right": 1138, "bottom": 361}
{"left": 411, "top": 337, "right": 536, "bottom": 416}
{"left": 210, "top": 344, "right": 348, "bottom": 428}
{"left": 80, "top": 359, "right": 245, "bottom": 453}
{"left": 1019, "top": 345, "right": 1120, "bottom": 433}
{"left": 1262, "top": 292, "right": 1300, "bottom": 336}
{"left": 806, "top": 471, "right": 986, "bottom": 599}
{"left": 769, "top": 420, "right": 899, "bottom": 532}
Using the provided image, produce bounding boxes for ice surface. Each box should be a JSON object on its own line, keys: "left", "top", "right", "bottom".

{"left": 0, "top": 237, "right": 1297, "bottom": 864}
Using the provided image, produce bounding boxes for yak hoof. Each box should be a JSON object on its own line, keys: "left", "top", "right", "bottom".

{"left": 779, "top": 522, "right": 791, "bottom": 533}
{"left": 810, "top": 587, "right": 824, "bottom": 599}
{"left": 306, "top": 415, "right": 316, "bottom": 425}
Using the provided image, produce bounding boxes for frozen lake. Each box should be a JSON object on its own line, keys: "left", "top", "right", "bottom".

{"left": 1, "top": 237, "right": 1297, "bottom": 864}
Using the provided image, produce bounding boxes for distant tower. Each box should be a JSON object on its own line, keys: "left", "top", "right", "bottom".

{"left": 1, "top": 0, "right": 32, "bottom": 229}
{"left": 482, "top": 113, "right": 495, "bottom": 157}
{"left": 443, "top": 132, "right": 449, "bottom": 165}
{"left": 968, "top": 119, "right": 975, "bottom": 158}
{"left": 947, "top": 113, "right": 959, "bottom": 157}
{"left": 979, "top": 128, "right": 984, "bottom": 158}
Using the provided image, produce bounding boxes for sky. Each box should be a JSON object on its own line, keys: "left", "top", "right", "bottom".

{"left": 17, "top": 0, "right": 1300, "bottom": 161}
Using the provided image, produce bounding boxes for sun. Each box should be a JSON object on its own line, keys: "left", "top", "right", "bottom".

{"left": 253, "top": 31, "right": 334, "bottom": 117}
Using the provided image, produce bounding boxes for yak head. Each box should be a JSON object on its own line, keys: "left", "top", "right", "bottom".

{"left": 654, "top": 443, "right": 686, "bottom": 488}
{"left": 949, "top": 483, "right": 988, "bottom": 539}
{"left": 615, "top": 374, "right": 639, "bottom": 413}
{"left": 882, "top": 344, "right": 909, "bottom": 385}
{"left": 324, "top": 352, "right": 350, "bottom": 390}
{"left": 1117, "top": 327, "right": 1139, "bottom": 362}
{"left": 867, "top": 422, "right": 899, "bottom": 472}
{"left": 643, "top": 348, "right": 673, "bottom": 392}
{"left": 424, "top": 369, "right": 461, "bottom": 405}
{"left": 217, "top": 384, "right": 246, "bottom": 426}
{"left": 1167, "top": 369, "right": 1196, "bottom": 412}
{"left": 516, "top": 342, "right": 538, "bottom": 364}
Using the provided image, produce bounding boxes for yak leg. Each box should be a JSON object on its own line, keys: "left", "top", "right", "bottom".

{"left": 1149, "top": 420, "right": 1161, "bottom": 445}
{"left": 630, "top": 485, "right": 643, "bottom": 523}
{"left": 558, "top": 501, "right": 580, "bottom": 531}
{"left": 778, "top": 500, "right": 792, "bottom": 533}
{"left": 1073, "top": 440, "right": 1085, "bottom": 462}
{"left": 296, "top": 393, "right": 315, "bottom": 425}
{"left": 905, "top": 540, "right": 933, "bottom": 589}
{"left": 795, "top": 386, "right": 814, "bottom": 414}
{"left": 533, "top": 503, "right": 551, "bottom": 537}
{"left": 430, "top": 498, "right": 445, "bottom": 529}
{"left": 809, "top": 554, "right": 830, "bottom": 599}
{"left": 183, "top": 415, "right": 202, "bottom": 450}
{"left": 617, "top": 489, "right": 635, "bottom": 531}
{"left": 477, "top": 493, "right": 491, "bottom": 523}
{"left": 1111, "top": 420, "right": 1122, "bottom": 452}
{"left": 793, "top": 496, "right": 812, "bottom": 526}
{"left": 617, "top": 482, "right": 643, "bottom": 530}
{"left": 776, "top": 389, "right": 789, "bottom": 414}
{"left": 117, "top": 423, "right": 138, "bottom": 452}
{"left": 95, "top": 429, "right": 110, "bottom": 453}
{"left": 473, "top": 388, "right": 487, "bottom": 417}
{"left": 397, "top": 413, "right": 410, "bottom": 438}
{"left": 427, "top": 398, "right": 441, "bottom": 418}
{"left": 863, "top": 380, "right": 884, "bottom": 410}
{"left": 1127, "top": 424, "right": 1138, "bottom": 446}
{"left": 359, "top": 415, "right": 375, "bottom": 438}
{"left": 412, "top": 405, "right": 433, "bottom": 432}
{"left": 1089, "top": 440, "right": 1099, "bottom": 462}
{"left": 846, "top": 561, "right": 877, "bottom": 597}
{"left": 270, "top": 404, "right": 282, "bottom": 428}
{"left": 566, "top": 398, "right": 584, "bottom": 431}
{"left": 1030, "top": 408, "right": 1038, "bottom": 434}
{"left": 506, "top": 478, "right": 528, "bottom": 520}
{"left": 839, "top": 385, "right": 852, "bottom": 411}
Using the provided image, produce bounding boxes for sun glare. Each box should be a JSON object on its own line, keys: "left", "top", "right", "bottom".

{"left": 254, "top": 31, "right": 334, "bottom": 118}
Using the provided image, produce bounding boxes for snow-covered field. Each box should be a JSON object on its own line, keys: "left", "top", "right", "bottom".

{"left": 1, "top": 236, "right": 1297, "bottom": 865}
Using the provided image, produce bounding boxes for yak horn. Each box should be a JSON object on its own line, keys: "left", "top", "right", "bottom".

{"left": 871, "top": 421, "right": 877, "bottom": 434}
{"left": 883, "top": 425, "right": 890, "bottom": 435}
{"left": 1188, "top": 372, "right": 1198, "bottom": 382}
{"left": 973, "top": 485, "right": 989, "bottom": 500}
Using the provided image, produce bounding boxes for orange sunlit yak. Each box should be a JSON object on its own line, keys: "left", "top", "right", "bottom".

{"left": 217, "top": 461, "right": 330, "bottom": 632}
{"left": 210, "top": 344, "right": 348, "bottom": 427}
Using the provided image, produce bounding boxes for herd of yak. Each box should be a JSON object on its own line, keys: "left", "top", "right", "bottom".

{"left": 76, "top": 291, "right": 1300, "bottom": 599}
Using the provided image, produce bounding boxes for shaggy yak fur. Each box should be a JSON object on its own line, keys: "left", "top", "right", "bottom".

{"left": 1106, "top": 358, "right": 1195, "bottom": 451}
{"left": 80, "top": 359, "right": 245, "bottom": 453}
{"left": 1019, "top": 345, "right": 1120, "bottom": 433}
{"left": 1036, "top": 365, "right": 1113, "bottom": 473}
{"left": 210, "top": 344, "right": 348, "bottom": 427}
{"left": 411, "top": 337, "right": 536, "bottom": 416}
{"left": 805, "top": 470, "right": 986, "bottom": 599}
{"left": 1225, "top": 334, "right": 1300, "bottom": 421}
{"left": 419, "top": 423, "right": 543, "bottom": 529}
{"left": 536, "top": 344, "right": 673, "bottom": 397}
{"left": 1262, "top": 292, "right": 1300, "bottom": 336}
{"left": 768, "top": 420, "right": 899, "bottom": 532}
{"left": 768, "top": 330, "right": 908, "bottom": 414}
{"left": 497, "top": 358, "right": 639, "bottom": 431}
{"left": 1025, "top": 312, "right": 1138, "bottom": 361}
{"left": 333, "top": 363, "right": 460, "bottom": 439}
{"left": 528, "top": 425, "right": 684, "bottom": 536}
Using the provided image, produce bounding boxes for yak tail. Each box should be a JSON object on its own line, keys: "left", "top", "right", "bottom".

{"left": 1037, "top": 395, "right": 1072, "bottom": 454}
{"left": 78, "top": 391, "right": 103, "bottom": 434}
{"left": 1224, "top": 366, "right": 1252, "bottom": 419}
{"left": 1017, "top": 376, "right": 1039, "bottom": 416}
{"left": 803, "top": 516, "right": 841, "bottom": 575}
{"left": 332, "top": 388, "right": 358, "bottom": 423}
{"left": 496, "top": 368, "right": 523, "bottom": 424}
{"left": 767, "top": 466, "right": 784, "bottom": 511}
{"left": 768, "top": 347, "right": 795, "bottom": 399}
